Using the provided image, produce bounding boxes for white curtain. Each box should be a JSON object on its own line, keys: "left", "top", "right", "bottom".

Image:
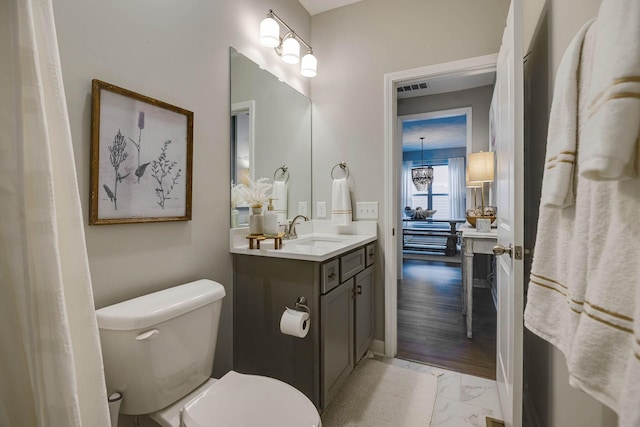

{"left": 0, "top": 1, "right": 110, "bottom": 426}
{"left": 401, "top": 161, "right": 414, "bottom": 211}
{"left": 448, "top": 157, "right": 466, "bottom": 219}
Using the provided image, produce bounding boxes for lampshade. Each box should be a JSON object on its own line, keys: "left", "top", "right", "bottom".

{"left": 465, "top": 165, "right": 482, "bottom": 188}
{"left": 301, "top": 52, "right": 317, "bottom": 77}
{"left": 281, "top": 35, "right": 300, "bottom": 64}
{"left": 259, "top": 17, "right": 280, "bottom": 48}
{"left": 468, "top": 151, "right": 495, "bottom": 182}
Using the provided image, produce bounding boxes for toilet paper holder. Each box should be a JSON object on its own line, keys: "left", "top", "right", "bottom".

{"left": 294, "top": 296, "right": 311, "bottom": 314}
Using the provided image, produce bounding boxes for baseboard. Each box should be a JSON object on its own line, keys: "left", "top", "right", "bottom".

{"left": 370, "top": 339, "right": 385, "bottom": 356}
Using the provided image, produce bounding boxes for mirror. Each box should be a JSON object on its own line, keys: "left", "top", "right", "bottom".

{"left": 230, "top": 47, "right": 312, "bottom": 227}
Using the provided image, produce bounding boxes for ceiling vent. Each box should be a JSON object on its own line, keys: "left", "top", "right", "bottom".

{"left": 397, "top": 82, "right": 429, "bottom": 92}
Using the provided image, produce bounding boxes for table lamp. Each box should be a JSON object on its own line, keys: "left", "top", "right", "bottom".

{"left": 467, "top": 151, "right": 495, "bottom": 225}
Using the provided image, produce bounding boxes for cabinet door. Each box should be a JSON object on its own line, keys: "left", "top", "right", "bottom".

{"left": 354, "top": 265, "right": 374, "bottom": 363}
{"left": 321, "top": 279, "right": 354, "bottom": 410}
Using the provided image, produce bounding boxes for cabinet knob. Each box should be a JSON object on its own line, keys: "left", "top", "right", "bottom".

{"left": 356, "top": 285, "right": 362, "bottom": 295}
{"left": 328, "top": 273, "right": 336, "bottom": 280}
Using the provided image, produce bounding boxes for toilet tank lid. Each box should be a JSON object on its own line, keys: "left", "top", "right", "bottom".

{"left": 96, "top": 279, "right": 226, "bottom": 331}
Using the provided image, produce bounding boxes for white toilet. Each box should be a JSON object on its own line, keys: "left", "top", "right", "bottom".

{"left": 95, "top": 279, "right": 321, "bottom": 427}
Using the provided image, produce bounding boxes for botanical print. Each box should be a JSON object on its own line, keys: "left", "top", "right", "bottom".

{"left": 129, "top": 112, "right": 151, "bottom": 184}
{"left": 151, "top": 140, "right": 182, "bottom": 209}
{"left": 104, "top": 129, "right": 129, "bottom": 210}
{"left": 90, "top": 80, "right": 192, "bottom": 224}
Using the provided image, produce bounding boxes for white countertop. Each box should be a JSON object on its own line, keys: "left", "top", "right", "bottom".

{"left": 229, "top": 220, "right": 378, "bottom": 262}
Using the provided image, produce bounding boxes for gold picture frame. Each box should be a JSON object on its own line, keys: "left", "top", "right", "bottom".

{"left": 89, "top": 79, "right": 193, "bottom": 225}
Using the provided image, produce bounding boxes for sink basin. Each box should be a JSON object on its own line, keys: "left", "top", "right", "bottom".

{"left": 287, "top": 237, "right": 349, "bottom": 248}
{"left": 268, "top": 234, "right": 366, "bottom": 259}
{"left": 279, "top": 235, "right": 353, "bottom": 254}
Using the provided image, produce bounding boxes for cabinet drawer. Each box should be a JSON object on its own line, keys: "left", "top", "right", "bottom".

{"left": 340, "top": 248, "right": 365, "bottom": 283}
{"left": 321, "top": 259, "right": 340, "bottom": 294}
{"left": 365, "top": 243, "right": 375, "bottom": 267}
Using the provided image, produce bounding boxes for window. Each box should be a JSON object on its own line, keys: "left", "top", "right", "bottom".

{"left": 408, "top": 164, "right": 450, "bottom": 219}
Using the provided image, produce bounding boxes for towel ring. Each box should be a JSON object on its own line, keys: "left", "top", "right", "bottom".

{"left": 273, "top": 165, "right": 289, "bottom": 183}
{"left": 330, "top": 162, "right": 350, "bottom": 180}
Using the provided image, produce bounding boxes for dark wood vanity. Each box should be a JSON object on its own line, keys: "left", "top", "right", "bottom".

{"left": 233, "top": 241, "right": 375, "bottom": 412}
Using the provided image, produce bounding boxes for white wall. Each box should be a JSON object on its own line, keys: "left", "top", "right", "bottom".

{"left": 310, "top": 0, "right": 510, "bottom": 340}
{"left": 52, "top": 0, "right": 311, "bottom": 380}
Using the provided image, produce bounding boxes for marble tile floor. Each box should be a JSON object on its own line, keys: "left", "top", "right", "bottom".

{"left": 376, "top": 357, "right": 503, "bottom": 427}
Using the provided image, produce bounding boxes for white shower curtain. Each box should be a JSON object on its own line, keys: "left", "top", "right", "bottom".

{"left": 448, "top": 157, "right": 466, "bottom": 219}
{"left": 0, "top": 1, "right": 110, "bottom": 426}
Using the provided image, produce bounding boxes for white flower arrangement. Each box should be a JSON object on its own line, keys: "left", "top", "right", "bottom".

{"left": 232, "top": 177, "right": 273, "bottom": 208}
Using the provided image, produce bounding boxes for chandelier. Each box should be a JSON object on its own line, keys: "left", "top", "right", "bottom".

{"left": 412, "top": 137, "right": 433, "bottom": 191}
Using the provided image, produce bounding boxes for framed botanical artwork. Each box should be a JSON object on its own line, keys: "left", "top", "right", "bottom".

{"left": 89, "top": 79, "right": 193, "bottom": 225}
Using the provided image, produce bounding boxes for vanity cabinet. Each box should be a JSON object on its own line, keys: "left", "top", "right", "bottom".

{"left": 233, "top": 240, "right": 376, "bottom": 412}
{"left": 321, "top": 278, "right": 353, "bottom": 406}
{"left": 354, "top": 264, "right": 374, "bottom": 362}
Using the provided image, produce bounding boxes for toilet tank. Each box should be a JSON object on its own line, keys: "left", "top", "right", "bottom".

{"left": 96, "top": 279, "right": 226, "bottom": 415}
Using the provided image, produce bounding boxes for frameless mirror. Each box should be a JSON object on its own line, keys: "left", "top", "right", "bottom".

{"left": 230, "top": 47, "right": 312, "bottom": 227}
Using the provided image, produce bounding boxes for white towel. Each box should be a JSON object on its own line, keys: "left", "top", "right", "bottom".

{"left": 525, "top": 23, "right": 640, "bottom": 424}
{"left": 272, "top": 180, "right": 288, "bottom": 224}
{"left": 580, "top": 0, "right": 640, "bottom": 181}
{"left": 540, "top": 20, "right": 593, "bottom": 208}
{"left": 331, "top": 178, "right": 352, "bottom": 226}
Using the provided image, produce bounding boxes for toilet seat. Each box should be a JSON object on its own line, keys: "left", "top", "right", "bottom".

{"left": 151, "top": 371, "right": 321, "bottom": 427}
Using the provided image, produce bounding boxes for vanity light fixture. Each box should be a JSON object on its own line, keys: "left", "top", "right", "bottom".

{"left": 411, "top": 137, "right": 434, "bottom": 191}
{"left": 259, "top": 10, "right": 317, "bottom": 77}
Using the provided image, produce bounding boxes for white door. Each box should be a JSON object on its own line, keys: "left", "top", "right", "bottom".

{"left": 493, "top": 0, "right": 524, "bottom": 426}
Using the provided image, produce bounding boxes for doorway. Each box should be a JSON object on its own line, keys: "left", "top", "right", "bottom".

{"left": 382, "top": 53, "right": 498, "bottom": 363}
{"left": 396, "top": 101, "right": 497, "bottom": 378}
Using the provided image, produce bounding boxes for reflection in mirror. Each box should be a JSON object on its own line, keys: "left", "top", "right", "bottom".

{"left": 230, "top": 47, "right": 312, "bottom": 228}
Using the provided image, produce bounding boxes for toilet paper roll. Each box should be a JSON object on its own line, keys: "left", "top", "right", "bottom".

{"left": 280, "top": 307, "right": 310, "bottom": 338}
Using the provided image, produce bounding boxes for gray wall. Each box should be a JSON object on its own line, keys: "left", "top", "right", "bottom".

{"left": 523, "top": 0, "right": 618, "bottom": 425}
{"left": 310, "top": 0, "right": 510, "bottom": 342}
{"left": 53, "top": 0, "right": 311, "bottom": 380}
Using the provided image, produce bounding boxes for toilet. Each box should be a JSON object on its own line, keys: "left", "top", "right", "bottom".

{"left": 95, "top": 279, "right": 321, "bottom": 427}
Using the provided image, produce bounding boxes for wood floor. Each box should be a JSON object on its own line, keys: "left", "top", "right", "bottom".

{"left": 397, "top": 259, "right": 497, "bottom": 379}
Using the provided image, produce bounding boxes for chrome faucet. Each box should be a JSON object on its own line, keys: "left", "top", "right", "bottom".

{"left": 284, "top": 215, "right": 309, "bottom": 239}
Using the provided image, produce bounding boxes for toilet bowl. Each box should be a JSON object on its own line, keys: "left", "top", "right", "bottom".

{"left": 95, "top": 279, "right": 321, "bottom": 427}
{"left": 151, "top": 373, "right": 320, "bottom": 427}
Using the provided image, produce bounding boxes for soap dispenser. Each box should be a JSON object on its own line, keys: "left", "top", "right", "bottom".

{"left": 263, "top": 198, "right": 279, "bottom": 237}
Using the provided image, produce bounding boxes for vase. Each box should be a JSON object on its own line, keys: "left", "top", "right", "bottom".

{"left": 249, "top": 206, "right": 264, "bottom": 235}
{"left": 231, "top": 209, "right": 239, "bottom": 228}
